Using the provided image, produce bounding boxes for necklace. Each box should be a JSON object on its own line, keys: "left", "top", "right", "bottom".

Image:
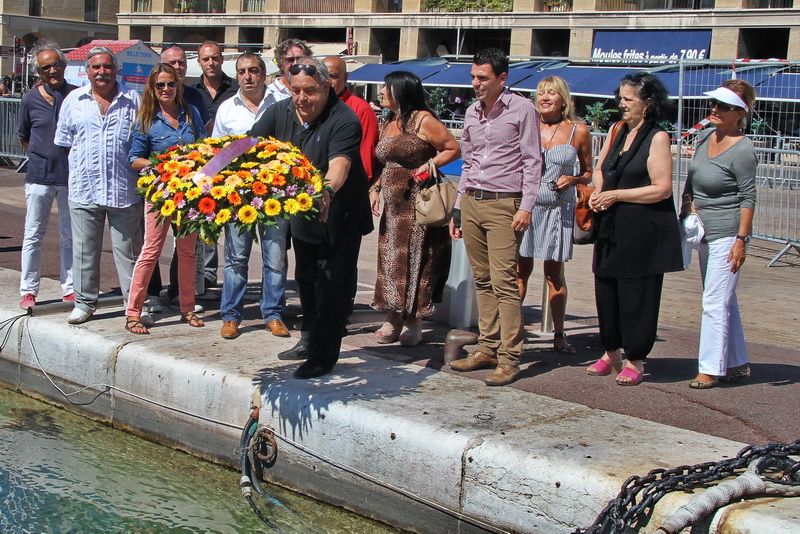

{"left": 92, "top": 91, "right": 110, "bottom": 117}
{"left": 542, "top": 120, "right": 562, "bottom": 150}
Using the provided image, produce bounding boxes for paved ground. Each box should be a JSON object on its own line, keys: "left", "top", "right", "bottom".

{"left": 1, "top": 163, "right": 798, "bottom": 446}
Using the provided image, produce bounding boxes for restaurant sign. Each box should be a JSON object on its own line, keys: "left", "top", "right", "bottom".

{"left": 592, "top": 30, "right": 712, "bottom": 64}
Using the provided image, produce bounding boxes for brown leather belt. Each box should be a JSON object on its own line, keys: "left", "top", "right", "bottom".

{"left": 466, "top": 188, "right": 523, "bottom": 200}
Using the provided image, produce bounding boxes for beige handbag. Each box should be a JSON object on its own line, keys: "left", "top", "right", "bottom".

{"left": 415, "top": 159, "right": 457, "bottom": 227}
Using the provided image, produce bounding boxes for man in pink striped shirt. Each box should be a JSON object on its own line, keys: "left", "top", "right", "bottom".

{"left": 449, "top": 48, "right": 542, "bottom": 386}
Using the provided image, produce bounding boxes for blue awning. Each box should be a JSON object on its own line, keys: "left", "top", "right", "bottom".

{"left": 347, "top": 63, "right": 448, "bottom": 84}
{"left": 510, "top": 66, "right": 640, "bottom": 97}
{"left": 420, "top": 63, "right": 472, "bottom": 88}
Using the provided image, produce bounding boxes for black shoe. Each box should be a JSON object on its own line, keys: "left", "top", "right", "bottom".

{"left": 278, "top": 340, "right": 309, "bottom": 361}
{"left": 293, "top": 360, "right": 333, "bottom": 379}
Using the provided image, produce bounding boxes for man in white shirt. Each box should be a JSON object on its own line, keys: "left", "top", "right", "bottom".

{"left": 54, "top": 46, "right": 142, "bottom": 324}
{"left": 264, "top": 39, "right": 312, "bottom": 107}
{"left": 213, "top": 52, "right": 291, "bottom": 340}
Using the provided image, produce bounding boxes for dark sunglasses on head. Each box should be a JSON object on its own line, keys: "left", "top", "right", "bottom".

{"left": 155, "top": 81, "right": 177, "bottom": 89}
{"left": 709, "top": 99, "right": 741, "bottom": 112}
{"left": 288, "top": 63, "right": 317, "bottom": 76}
{"left": 39, "top": 61, "right": 64, "bottom": 71}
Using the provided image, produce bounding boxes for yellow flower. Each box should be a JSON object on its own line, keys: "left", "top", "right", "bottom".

{"left": 167, "top": 178, "right": 181, "bottom": 193}
{"left": 265, "top": 160, "right": 289, "bottom": 174}
{"left": 264, "top": 198, "right": 281, "bottom": 217}
{"left": 174, "top": 209, "right": 182, "bottom": 227}
{"left": 238, "top": 205, "right": 258, "bottom": 224}
{"left": 215, "top": 209, "right": 232, "bottom": 225}
{"left": 151, "top": 190, "right": 164, "bottom": 202}
{"left": 277, "top": 152, "right": 295, "bottom": 165}
{"left": 240, "top": 161, "right": 259, "bottom": 169}
{"left": 296, "top": 193, "right": 313, "bottom": 211}
{"left": 160, "top": 199, "right": 176, "bottom": 217}
{"left": 312, "top": 178, "right": 323, "bottom": 193}
{"left": 257, "top": 149, "right": 276, "bottom": 159}
{"left": 164, "top": 160, "right": 181, "bottom": 172}
{"left": 137, "top": 176, "right": 155, "bottom": 188}
{"left": 197, "top": 143, "right": 216, "bottom": 157}
{"left": 210, "top": 186, "right": 226, "bottom": 199}
{"left": 284, "top": 198, "right": 300, "bottom": 215}
{"left": 185, "top": 187, "right": 202, "bottom": 200}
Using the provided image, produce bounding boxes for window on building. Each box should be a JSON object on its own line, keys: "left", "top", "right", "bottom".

{"left": 739, "top": 27, "right": 789, "bottom": 59}
{"left": 242, "top": 0, "right": 265, "bottom": 11}
{"left": 29, "top": 0, "right": 42, "bottom": 17}
{"left": 133, "top": 0, "right": 152, "bottom": 11}
{"left": 85, "top": 0, "right": 98, "bottom": 22}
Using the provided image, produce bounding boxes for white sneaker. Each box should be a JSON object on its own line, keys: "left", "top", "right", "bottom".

{"left": 143, "top": 296, "right": 162, "bottom": 314}
{"left": 67, "top": 308, "right": 93, "bottom": 325}
{"left": 140, "top": 312, "right": 155, "bottom": 327}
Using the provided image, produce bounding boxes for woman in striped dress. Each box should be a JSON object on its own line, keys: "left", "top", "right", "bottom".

{"left": 517, "top": 76, "right": 592, "bottom": 354}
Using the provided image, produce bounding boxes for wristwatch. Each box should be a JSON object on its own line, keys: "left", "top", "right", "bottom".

{"left": 735, "top": 235, "right": 750, "bottom": 243}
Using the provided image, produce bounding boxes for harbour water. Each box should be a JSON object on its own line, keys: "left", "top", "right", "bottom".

{"left": 0, "top": 386, "right": 401, "bottom": 533}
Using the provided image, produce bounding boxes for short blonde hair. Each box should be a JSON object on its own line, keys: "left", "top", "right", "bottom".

{"left": 536, "top": 76, "right": 579, "bottom": 123}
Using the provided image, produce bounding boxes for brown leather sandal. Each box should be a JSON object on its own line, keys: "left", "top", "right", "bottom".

{"left": 125, "top": 316, "right": 150, "bottom": 335}
{"left": 181, "top": 311, "right": 205, "bottom": 328}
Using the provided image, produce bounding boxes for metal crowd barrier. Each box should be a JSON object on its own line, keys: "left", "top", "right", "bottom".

{"left": 590, "top": 130, "right": 800, "bottom": 266}
{"left": 0, "top": 97, "right": 26, "bottom": 169}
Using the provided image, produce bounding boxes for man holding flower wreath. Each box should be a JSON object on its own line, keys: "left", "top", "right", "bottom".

{"left": 249, "top": 57, "right": 373, "bottom": 379}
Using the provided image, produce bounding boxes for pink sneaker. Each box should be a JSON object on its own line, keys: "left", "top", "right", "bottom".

{"left": 20, "top": 293, "right": 36, "bottom": 309}
{"left": 63, "top": 293, "right": 75, "bottom": 302}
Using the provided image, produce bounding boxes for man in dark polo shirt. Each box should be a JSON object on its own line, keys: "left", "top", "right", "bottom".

{"left": 191, "top": 40, "right": 238, "bottom": 127}
{"left": 249, "top": 57, "right": 373, "bottom": 379}
{"left": 16, "top": 41, "right": 76, "bottom": 309}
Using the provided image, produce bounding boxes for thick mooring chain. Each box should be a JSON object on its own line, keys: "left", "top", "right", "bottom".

{"left": 573, "top": 440, "right": 800, "bottom": 534}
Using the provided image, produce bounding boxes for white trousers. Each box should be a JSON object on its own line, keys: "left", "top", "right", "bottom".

{"left": 697, "top": 235, "right": 749, "bottom": 376}
{"left": 20, "top": 183, "right": 73, "bottom": 296}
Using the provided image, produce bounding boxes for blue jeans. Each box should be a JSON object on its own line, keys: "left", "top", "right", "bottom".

{"left": 220, "top": 219, "right": 289, "bottom": 324}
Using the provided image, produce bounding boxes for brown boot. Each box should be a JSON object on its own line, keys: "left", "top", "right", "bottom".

{"left": 484, "top": 364, "right": 520, "bottom": 386}
{"left": 450, "top": 351, "right": 498, "bottom": 372}
{"left": 443, "top": 329, "right": 480, "bottom": 364}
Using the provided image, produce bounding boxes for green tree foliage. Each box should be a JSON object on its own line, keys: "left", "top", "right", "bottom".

{"left": 422, "top": 0, "right": 513, "bottom": 12}
{"left": 428, "top": 86, "right": 451, "bottom": 119}
{"left": 584, "top": 101, "right": 613, "bottom": 132}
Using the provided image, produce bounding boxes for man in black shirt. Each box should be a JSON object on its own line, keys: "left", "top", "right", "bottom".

{"left": 249, "top": 57, "right": 373, "bottom": 379}
{"left": 191, "top": 40, "right": 238, "bottom": 125}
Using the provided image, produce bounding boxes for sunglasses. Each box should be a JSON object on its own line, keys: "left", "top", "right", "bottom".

{"left": 288, "top": 63, "right": 318, "bottom": 76}
{"left": 155, "top": 81, "right": 177, "bottom": 89}
{"left": 39, "top": 61, "right": 64, "bottom": 71}
{"left": 283, "top": 56, "right": 299, "bottom": 64}
{"left": 709, "top": 99, "right": 741, "bottom": 112}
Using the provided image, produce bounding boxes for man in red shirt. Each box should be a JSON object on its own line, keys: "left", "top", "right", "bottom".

{"left": 323, "top": 56, "right": 379, "bottom": 181}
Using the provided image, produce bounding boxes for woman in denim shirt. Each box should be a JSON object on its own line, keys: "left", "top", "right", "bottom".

{"left": 125, "top": 63, "right": 205, "bottom": 334}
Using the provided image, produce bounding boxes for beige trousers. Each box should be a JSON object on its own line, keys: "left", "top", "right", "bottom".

{"left": 461, "top": 195, "right": 524, "bottom": 367}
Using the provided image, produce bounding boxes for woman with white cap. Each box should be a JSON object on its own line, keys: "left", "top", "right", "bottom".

{"left": 681, "top": 79, "right": 758, "bottom": 389}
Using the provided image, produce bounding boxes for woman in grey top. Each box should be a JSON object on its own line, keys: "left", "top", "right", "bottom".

{"left": 682, "top": 79, "right": 758, "bottom": 389}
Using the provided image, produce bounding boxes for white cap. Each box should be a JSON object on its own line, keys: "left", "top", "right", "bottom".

{"left": 703, "top": 87, "right": 748, "bottom": 112}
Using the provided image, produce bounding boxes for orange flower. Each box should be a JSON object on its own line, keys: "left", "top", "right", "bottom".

{"left": 292, "top": 166, "right": 309, "bottom": 181}
{"left": 156, "top": 154, "right": 170, "bottom": 161}
{"left": 198, "top": 197, "right": 216, "bottom": 214}
{"left": 187, "top": 151, "right": 202, "bottom": 161}
{"left": 212, "top": 174, "right": 225, "bottom": 184}
{"left": 173, "top": 192, "right": 185, "bottom": 206}
{"left": 272, "top": 174, "right": 286, "bottom": 188}
{"left": 251, "top": 181, "right": 268, "bottom": 196}
{"left": 157, "top": 162, "right": 166, "bottom": 173}
{"left": 227, "top": 191, "right": 242, "bottom": 206}
{"left": 236, "top": 170, "right": 251, "bottom": 179}
{"left": 160, "top": 172, "right": 174, "bottom": 183}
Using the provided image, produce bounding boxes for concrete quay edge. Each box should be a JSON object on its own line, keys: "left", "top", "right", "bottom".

{"left": 0, "top": 272, "right": 797, "bottom": 533}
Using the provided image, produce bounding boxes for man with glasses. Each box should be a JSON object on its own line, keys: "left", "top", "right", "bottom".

{"left": 212, "top": 52, "right": 291, "bottom": 340}
{"left": 55, "top": 46, "right": 143, "bottom": 324}
{"left": 249, "top": 58, "right": 373, "bottom": 379}
{"left": 17, "top": 41, "right": 76, "bottom": 310}
{"left": 266, "top": 39, "right": 312, "bottom": 107}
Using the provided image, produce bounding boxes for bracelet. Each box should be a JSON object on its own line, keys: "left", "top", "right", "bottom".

{"left": 369, "top": 184, "right": 381, "bottom": 193}
{"left": 323, "top": 184, "right": 335, "bottom": 198}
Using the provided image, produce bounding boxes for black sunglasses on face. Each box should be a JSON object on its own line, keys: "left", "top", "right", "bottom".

{"left": 39, "top": 61, "right": 64, "bottom": 71}
{"left": 155, "top": 81, "right": 177, "bottom": 89}
{"left": 709, "top": 99, "right": 741, "bottom": 112}
{"left": 288, "top": 63, "right": 317, "bottom": 76}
